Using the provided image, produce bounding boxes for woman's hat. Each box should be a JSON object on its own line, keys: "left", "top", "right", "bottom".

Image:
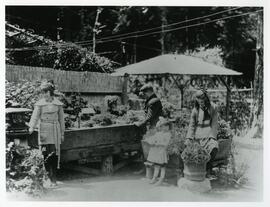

{"left": 40, "top": 80, "right": 55, "bottom": 92}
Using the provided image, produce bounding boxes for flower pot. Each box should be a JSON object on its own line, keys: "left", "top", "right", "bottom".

{"left": 183, "top": 162, "right": 207, "bottom": 181}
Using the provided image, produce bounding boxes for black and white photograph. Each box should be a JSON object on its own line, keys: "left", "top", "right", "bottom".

{"left": 2, "top": 0, "right": 268, "bottom": 204}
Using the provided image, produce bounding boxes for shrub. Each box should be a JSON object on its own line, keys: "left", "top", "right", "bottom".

{"left": 6, "top": 80, "right": 42, "bottom": 109}
{"left": 213, "top": 142, "right": 248, "bottom": 189}
{"left": 6, "top": 142, "right": 47, "bottom": 197}
{"left": 91, "top": 113, "right": 117, "bottom": 126}
{"left": 218, "top": 95, "right": 251, "bottom": 135}
{"left": 117, "top": 110, "right": 145, "bottom": 124}
{"left": 167, "top": 112, "right": 190, "bottom": 156}
{"left": 217, "top": 119, "right": 234, "bottom": 140}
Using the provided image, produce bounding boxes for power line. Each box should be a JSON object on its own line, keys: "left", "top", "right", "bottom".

{"left": 5, "top": 7, "right": 246, "bottom": 50}
{"left": 124, "top": 42, "right": 162, "bottom": 52}
{"left": 78, "top": 9, "right": 263, "bottom": 46}
{"left": 54, "top": 8, "right": 262, "bottom": 49}
{"left": 73, "top": 7, "right": 243, "bottom": 45}
{"left": 6, "top": 9, "right": 263, "bottom": 52}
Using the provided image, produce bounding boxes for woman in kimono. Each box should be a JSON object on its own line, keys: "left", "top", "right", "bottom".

{"left": 29, "top": 81, "right": 65, "bottom": 187}
{"left": 186, "top": 89, "right": 219, "bottom": 176}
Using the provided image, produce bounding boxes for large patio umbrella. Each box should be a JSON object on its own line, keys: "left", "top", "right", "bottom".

{"left": 112, "top": 54, "right": 242, "bottom": 76}
{"left": 112, "top": 54, "right": 242, "bottom": 120}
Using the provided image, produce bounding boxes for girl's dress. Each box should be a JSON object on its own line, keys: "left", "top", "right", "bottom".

{"left": 145, "top": 131, "right": 171, "bottom": 165}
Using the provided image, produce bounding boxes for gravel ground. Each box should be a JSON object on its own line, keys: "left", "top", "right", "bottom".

{"left": 6, "top": 137, "right": 263, "bottom": 202}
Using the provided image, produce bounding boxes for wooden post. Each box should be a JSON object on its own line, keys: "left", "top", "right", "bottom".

{"left": 217, "top": 76, "right": 231, "bottom": 121}
{"left": 226, "top": 77, "right": 231, "bottom": 121}
{"left": 170, "top": 74, "right": 184, "bottom": 109}
{"left": 121, "top": 73, "right": 129, "bottom": 105}
{"left": 162, "top": 74, "right": 168, "bottom": 97}
{"left": 180, "top": 87, "right": 184, "bottom": 109}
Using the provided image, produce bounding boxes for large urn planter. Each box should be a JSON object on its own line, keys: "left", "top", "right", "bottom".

{"left": 183, "top": 162, "right": 207, "bottom": 181}
{"left": 178, "top": 161, "right": 211, "bottom": 193}
{"left": 178, "top": 139, "right": 211, "bottom": 193}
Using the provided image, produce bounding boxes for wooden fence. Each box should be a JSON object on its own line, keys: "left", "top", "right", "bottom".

{"left": 6, "top": 65, "right": 123, "bottom": 94}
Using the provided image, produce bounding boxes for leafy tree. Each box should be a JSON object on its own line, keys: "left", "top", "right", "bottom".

{"left": 6, "top": 6, "right": 261, "bottom": 82}
{"left": 6, "top": 23, "right": 115, "bottom": 73}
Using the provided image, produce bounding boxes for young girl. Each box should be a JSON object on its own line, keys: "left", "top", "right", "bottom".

{"left": 29, "top": 80, "right": 65, "bottom": 187}
{"left": 186, "top": 89, "right": 219, "bottom": 178}
{"left": 144, "top": 117, "right": 171, "bottom": 185}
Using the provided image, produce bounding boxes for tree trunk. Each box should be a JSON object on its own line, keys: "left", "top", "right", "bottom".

{"left": 249, "top": 11, "right": 263, "bottom": 138}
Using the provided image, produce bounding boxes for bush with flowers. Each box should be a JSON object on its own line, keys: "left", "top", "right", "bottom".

{"left": 217, "top": 119, "right": 234, "bottom": 140}
{"left": 6, "top": 142, "right": 47, "bottom": 197}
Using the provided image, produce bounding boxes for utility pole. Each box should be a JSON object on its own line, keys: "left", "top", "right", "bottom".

{"left": 93, "top": 7, "right": 103, "bottom": 53}
{"left": 121, "top": 41, "right": 127, "bottom": 65}
{"left": 56, "top": 7, "right": 63, "bottom": 41}
{"left": 185, "top": 14, "right": 189, "bottom": 53}
{"left": 133, "top": 36, "right": 137, "bottom": 63}
{"left": 160, "top": 7, "right": 167, "bottom": 55}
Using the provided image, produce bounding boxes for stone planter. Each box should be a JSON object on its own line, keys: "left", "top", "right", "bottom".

{"left": 179, "top": 161, "right": 211, "bottom": 193}
{"left": 183, "top": 162, "right": 207, "bottom": 181}
{"left": 177, "top": 177, "right": 211, "bottom": 193}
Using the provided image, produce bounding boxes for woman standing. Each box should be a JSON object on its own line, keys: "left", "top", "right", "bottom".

{"left": 29, "top": 81, "right": 65, "bottom": 187}
{"left": 186, "top": 89, "right": 219, "bottom": 176}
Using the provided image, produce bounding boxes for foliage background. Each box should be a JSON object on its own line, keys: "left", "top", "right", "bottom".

{"left": 6, "top": 6, "right": 261, "bottom": 86}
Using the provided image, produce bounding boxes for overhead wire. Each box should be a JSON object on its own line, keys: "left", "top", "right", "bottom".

{"left": 11, "top": 6, "right": 241, "bottom": 49}
{"left": 76, "top": 9, "right": 263, "bottom": 46}
{"left": 6, "top": 8, "right": 263, "bottom": 52}
{"left": 73, "top": 7, "right": 243, "bottom": 45}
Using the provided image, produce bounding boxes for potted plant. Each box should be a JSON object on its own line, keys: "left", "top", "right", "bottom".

{"left": 181, "top": 139, "right": 210, "bottom": 181}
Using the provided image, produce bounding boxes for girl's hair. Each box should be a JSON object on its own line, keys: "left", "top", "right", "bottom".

{"left": 193, "top": 89, "right": 211, "bottom": 110}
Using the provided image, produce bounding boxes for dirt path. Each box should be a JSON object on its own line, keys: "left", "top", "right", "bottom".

{"left": 7, "top": 137, "right": 263, "bottom": 202}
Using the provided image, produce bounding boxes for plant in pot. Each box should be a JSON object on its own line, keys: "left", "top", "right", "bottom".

{"left": 181, "top": 139, "right": 210, "bottom": 181}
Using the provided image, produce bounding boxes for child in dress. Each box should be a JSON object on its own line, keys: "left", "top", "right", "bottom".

{"left": 29, "top": 81, "right": 65, "bottom": 188}
{"left": 144, "top": 117, "right": 171, "bottom": 185}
